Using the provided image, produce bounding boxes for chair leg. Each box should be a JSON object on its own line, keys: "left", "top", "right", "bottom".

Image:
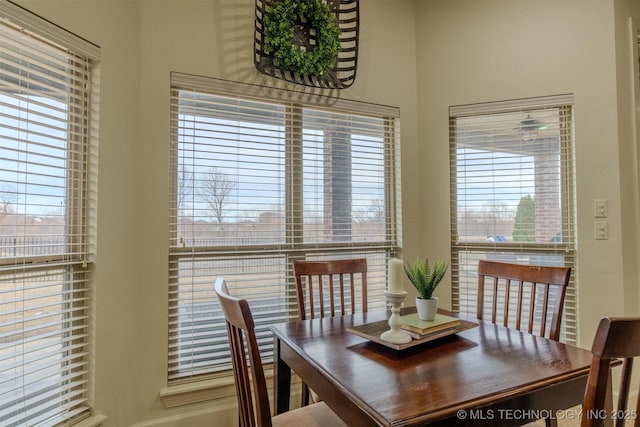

{"left": 545, "top": 416, "right": 558, "bottom": 427}
{"left": 301, "top": 382, "right": 310, "bottom": 407}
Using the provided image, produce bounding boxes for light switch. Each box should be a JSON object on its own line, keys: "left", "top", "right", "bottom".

{"left": 594, "top": 199, "right": 608, "bottom": 218}
{"left": 594, "top": 221, "right": 608, "bottom": 240}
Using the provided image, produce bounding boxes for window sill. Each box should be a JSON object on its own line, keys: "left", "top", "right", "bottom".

{"left": 160, "top": 368, "right": 301, "bottom": 408}
{"left": 160, "top": 375, "right": 236, "bottom": 408}
{"left": 62, "top": 414, "right": 107, "bottom": 427}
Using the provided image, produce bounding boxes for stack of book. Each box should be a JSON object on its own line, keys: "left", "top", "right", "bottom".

{"left": 400, "top": 313, "right": 462, "bottom": 340}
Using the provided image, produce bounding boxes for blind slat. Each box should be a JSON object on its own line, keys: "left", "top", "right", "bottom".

{"left": 450, "top": 97, "right": 577, "bottom": 344}
{"left": 0, "top": 3, "right": 98, "bottom": 425}
{"left": 168, "top": 76, "right": 401, "bottom": 382}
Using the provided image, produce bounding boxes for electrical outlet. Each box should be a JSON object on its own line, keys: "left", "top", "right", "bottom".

{"left": 594, "top": 221, "right": 608, "bottom": 240}
{"left": 594, "top": 199, "right": 608, "bottom": 218}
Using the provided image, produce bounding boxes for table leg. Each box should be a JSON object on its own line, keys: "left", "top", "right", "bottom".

{"left": 273, "top": 336, "right": 291, "bottom": 415}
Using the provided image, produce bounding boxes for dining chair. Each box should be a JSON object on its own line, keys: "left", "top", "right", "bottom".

{"left": 214, "top": 278, "right": 346, "bottom": 427}
{"left": 292, "top": 258, "right": 368, "bottom": 405}
{"left": 292, "top": 258, "right": 368, "bottom": 320}
{"left": 477, "top": 259, "right": 571, "bottom": 341}
{"left": 522, "top": 316, "right": 640, "bottom": 427}
{"left": 580, "top": 316, "right": 640, "bottom": 427}
{"left": 478, "top": 260, "right": 571, "bottom": 427}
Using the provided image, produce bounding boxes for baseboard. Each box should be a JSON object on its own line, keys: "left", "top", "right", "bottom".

{"left": 130, "top": 403, "right": 236, "bottom": 427}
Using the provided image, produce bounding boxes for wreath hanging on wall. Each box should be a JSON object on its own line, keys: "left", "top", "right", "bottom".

{"left": 263, "top": 0, "right": 341, "bottom": 76}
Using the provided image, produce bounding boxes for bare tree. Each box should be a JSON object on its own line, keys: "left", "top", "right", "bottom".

{"left": 369, "top": 198, "right": 384, "bottom": 222}
{"left": 199, "top": 167, "right": 235, "bottom": 224}
{"left": 0, "top": 184, "right": 16, "bottom": 215}
{"left": 354, "top": 198, "right": 385, "bottom": 224}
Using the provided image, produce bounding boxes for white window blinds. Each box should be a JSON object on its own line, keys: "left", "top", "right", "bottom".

{"left": 169, "top": 73, "right": 401, "bottom": 382}
{"left": 449, "top": 95, "right": 577, "bottom": 343}
{"left": 0, "top": 2, "right": 99, "bottom": 425}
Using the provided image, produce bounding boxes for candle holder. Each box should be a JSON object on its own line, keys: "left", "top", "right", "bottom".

{"left": 380, "top": 290, "right": 412, "bottom": 344}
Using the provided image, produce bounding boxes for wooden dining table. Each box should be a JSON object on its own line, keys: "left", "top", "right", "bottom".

{"left": 270, "top": 309, "right": 594, "bottom": 427}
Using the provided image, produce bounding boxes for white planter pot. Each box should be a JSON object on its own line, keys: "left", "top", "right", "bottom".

{"left": 416, "top": 297, "right": 438, "bottom": 321}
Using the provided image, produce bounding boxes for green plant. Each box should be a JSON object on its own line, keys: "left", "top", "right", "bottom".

{"left": 263, "top": 0, "right": 341, "bottom": 76}
{"left": 513, "top": 194, "right": 535, "bottom": 242}
{"left": 403, "top": 258, "right": 449, "bottom": 300}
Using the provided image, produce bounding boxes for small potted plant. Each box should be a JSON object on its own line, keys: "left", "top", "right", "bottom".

{"left": 403, "top": 258, "right": 449, "bottom": 320}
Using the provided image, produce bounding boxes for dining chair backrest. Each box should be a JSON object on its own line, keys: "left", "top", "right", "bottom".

{"left": 214, "top": 278, "right": 272, "bottom": 427}
{"left": 581, "top": 317, "right": 640, "bottom": 427}
{"left": 477, "top": 260, "right": 571, "bottom": 341}
{"left": 215, "top": 278, "right": 347, "bottom": 427}
{"left": 293, "top": 258, "right": 368, "bottom": 321}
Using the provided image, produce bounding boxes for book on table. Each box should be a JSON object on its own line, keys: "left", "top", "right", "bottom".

{"left": 400, "top": 313, "right": 462, "bottom": 339}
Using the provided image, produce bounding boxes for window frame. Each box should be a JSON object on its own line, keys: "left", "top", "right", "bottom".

{"left": 0, "top": 1, "right": 100, "bottom": 425}
{"left": 167, "top": 73, "right": 402, "bottom": 389}
{"left": 449, "top": 95, "right": 577, "bottom": 343}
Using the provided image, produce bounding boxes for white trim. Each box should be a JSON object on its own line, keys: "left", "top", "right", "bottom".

{"left": 0, "top": 0, "right": 100, "bottom": 59}
{"left": 159, "top": 376, "right": 236, "bottom": 408}
{"left": 130, "top": 406, "right": 235, "bottom": 427}
{"left": 0, "top": 3, "right": 99, "bottom": 424}
{"left": 168, "top": 73, "right": 402, "bottom": 381}
{"left": 159, "top": 368, "right": 302, "bottom": 408}
{"left": 65, "top": 414, "right": 107, "bottom": 427}
{"left": 171, "top": 72, "right": 400, "bottom": 118}
{"left": 450, "top": 94, "right": 574, "bottom": 117}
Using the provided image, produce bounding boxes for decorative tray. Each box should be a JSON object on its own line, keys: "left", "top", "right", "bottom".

{"left": 346, "top": 318, "right": 477, "bottom": 351}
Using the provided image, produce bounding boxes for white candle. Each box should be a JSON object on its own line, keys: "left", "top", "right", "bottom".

{"left": 388, "top": 258, "right": 404, "bottom": 293}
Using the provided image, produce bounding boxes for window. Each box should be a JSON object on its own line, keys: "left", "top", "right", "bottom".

{"left": 168, "top": 73, "right": 401, "bottom": 382}
{"left": 449, "top": 95, "right": 577, "bottom": 343}
{"left": 0, "top": 2, "right": 99, "bottom": 426}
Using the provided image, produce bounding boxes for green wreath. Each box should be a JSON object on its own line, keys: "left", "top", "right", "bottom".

{"left": 263, "top": 0, "right": 341, "bottom": 76}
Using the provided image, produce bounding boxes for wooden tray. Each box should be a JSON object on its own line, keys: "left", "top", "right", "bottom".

{"left": 346, "top": 318, "right": 477, "bottom": 351}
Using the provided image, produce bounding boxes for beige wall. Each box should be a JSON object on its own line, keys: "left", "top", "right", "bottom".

{"left": 614, "top": 0, "right": 640, "bottom": 319}
{"left": 11, "top": 0, "right": 640, "bottom": 426}
{"left": 12, "top": 1, "right": 143, "bottom": 425}
{"left": 415, "top": 0, "right": 640, "bottom": 345}
{"left": 15, "top": 0, "right": 419, "bottom": 426}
